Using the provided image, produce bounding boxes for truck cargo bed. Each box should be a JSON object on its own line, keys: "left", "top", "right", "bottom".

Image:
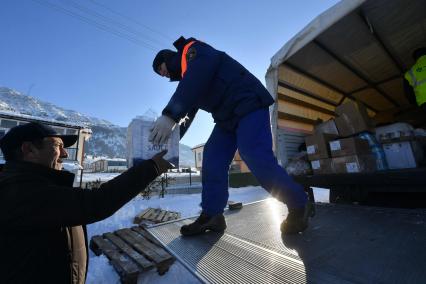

{"left": 146, "top": 199, "right": 426, "bottom": 284}
{"left": 293, "top": 167, "right": 426, "bottom": 190}
{"left": 294, "top": 168, "right": 426, "bottom": 205}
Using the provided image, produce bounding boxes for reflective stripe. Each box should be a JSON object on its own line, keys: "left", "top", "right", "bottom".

{"left": 409, "top": 69, "right": 426, "bottom": 87}
{"left": 416, "top": 78, "right": 426, "bottom": 86}
{"left": 409, "top": 69, "right": 418, "bottom": 86}
{"left": 180, "top": 41, "right": 196, "bottom": 78}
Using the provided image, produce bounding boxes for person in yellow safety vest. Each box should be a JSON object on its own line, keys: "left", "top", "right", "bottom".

{"left": 404, "top": 47, "right": 426, "bottom": 108}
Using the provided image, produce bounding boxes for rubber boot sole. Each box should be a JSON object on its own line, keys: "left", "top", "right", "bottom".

{"left": 181, "top": 221, "right": 227, "bottom": 236}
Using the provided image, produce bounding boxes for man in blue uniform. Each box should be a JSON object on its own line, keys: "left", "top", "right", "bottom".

{"left": 150, "top": 36, "right": 313, "bottom": 235}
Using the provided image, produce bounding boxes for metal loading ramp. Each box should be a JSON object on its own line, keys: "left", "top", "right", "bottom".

{"left": 146, "top": 199, "right": 426, "bottom": 284}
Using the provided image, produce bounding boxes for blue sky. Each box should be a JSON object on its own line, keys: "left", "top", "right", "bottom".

{"left": 0, "top": 0, "right": 339, "bottom": 147}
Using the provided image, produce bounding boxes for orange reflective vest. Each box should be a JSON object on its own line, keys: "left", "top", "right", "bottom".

{"left": 180, "top": 41, "right": 196, "bottom": 78}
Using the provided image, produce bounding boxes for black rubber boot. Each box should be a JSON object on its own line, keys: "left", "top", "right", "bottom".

{"left": 281, "top": 202, "right": 315, "bottom": 234}
{"left": 180, "top": 212, "right": 227, "bottom": 236}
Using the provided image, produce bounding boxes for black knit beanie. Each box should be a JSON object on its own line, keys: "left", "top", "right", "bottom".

{"left": 152, "top": 49, "right": 177, "bottom": 75}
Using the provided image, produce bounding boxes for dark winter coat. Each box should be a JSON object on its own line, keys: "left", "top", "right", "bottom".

{"left": 162, "top": 36, "right": 275, "bottom": 135}
{"left": 0, "top": 160, "right": 159, "bottom": 284}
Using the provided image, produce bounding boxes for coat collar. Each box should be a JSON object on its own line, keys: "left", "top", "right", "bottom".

{"left": 173, "top": 36, "right": 197, "bottom": 52}
{"left": 3, "top": 160, "right": 75, "bottom": 186}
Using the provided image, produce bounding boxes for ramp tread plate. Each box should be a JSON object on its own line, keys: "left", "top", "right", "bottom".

{"left": 147, "top": 199, "right": 426, "bottom": 284}
{"left": 149, "top": 224, "right": 305, "bottom": 284}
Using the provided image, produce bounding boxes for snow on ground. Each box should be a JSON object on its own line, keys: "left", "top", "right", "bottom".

{"left": 86, "top": 182, "right": 329, "bottom": 284}
{"left": 81, "top": 172, "right": 121, "bottom": 182}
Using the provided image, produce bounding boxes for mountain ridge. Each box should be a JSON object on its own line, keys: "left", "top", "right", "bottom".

{"left": 0, "top": 87, "right": 195, "bottom": 167}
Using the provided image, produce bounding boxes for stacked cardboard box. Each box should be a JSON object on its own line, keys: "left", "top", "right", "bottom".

{"left": 310, "top": 159, "right": 333, "bottom": 175}
{"left": 305, "top": 133, "right": 339, "bottom": 160}
{"left": 329, "top": 137, "right": 376, "bottom": 174}
{"left": 313, "top": 119, "right": 339, "bottom": 135}
{"left": 305, "top": 133, "right": 380, "bottom": 175}
{"left": 334, "top": 101, "right": 374, "bottom": 137}
{"left": 329, "top": 137, "right": 371, "bottom": 157}
{"left": 305, "top": 102, "right": 378, "bottom": 175}
{"left": 332, "top": 155, "right": 377, "bottom": 174}
{"left": 305, "top": 133, "right": 338, "bottom": 174}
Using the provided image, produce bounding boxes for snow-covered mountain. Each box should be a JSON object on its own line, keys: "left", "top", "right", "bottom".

{"left": 0, "top": 87, "right": 114, "bottom": 127}
{"left": 0, "top": 87, "right": 195, "bottom": 167}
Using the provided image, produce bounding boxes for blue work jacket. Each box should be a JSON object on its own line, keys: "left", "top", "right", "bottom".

{"left": 162, "top": 37, "right": 274, "bottom": 134}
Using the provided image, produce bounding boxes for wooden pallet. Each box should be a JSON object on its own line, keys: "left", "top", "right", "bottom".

{"left": 90, "top": 226, "right": 175, "bottom": 284}
{"left": 133, "top": 208, "right": 181, "bottom": 224}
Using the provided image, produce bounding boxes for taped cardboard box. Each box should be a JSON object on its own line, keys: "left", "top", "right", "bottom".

{"left": 127, "top": 117, "right": 179, "bottom": 168}
{"left": 310, "top": 158, "right": 333, "bottom": 175}
{"left": 329, "top": 137, "right": 371, "bottom": 158}
{"left": 314, "top": 119, "right": 339, "bottom": 135}
{"left": 335, "top": 101, "right": 374, "bottom": 137}
{"left": 332, "top": 154, "right": 377, "bottom": 174}
{"left": 305, "top": 133, "right": 339, "bottom": 161}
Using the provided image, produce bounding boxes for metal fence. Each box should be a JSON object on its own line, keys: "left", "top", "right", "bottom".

{"left": 163, "top": 172, "right": 201, "bottom": 186}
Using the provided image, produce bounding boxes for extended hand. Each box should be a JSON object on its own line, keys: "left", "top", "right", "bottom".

{"left": 151, "top": 150, "right": 174, "bottom": 174}
{"left": 149, "top": 115, "right": 176, "bottom": 145}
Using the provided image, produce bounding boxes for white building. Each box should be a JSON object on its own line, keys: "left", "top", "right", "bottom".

{"left": 191, "top": 143, "right": 205, "bottom": 171}
{"left": 191, "top": 143, "right": 250, "bottom": 173}
{"left": 85, "top": 157, "right": 127, "bottom": 173}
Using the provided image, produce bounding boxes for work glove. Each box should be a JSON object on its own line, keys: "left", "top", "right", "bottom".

{"left": 151, "top": 150, "right": 175, "bottom": 174}
{"left": 149, "top": 115, "right": 176, "bottom": 145}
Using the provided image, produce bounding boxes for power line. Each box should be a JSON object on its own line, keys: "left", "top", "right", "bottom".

{"left": 89, "top": 0, "right": 173, "bottom": 43}
{"left": 61, "top": 0, "right": 168, "bottom": 48}
{"left": 32, "top": 0, "right": 159, "bottom": 51}
{"left": 38, "top": 0, "right": 159, "bottom": 50}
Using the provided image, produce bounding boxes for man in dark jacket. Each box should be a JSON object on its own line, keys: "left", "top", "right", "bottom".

{"left": 150, "top": 36, "right": 313, "bottom": 236}
{"left": 0, "top": 122, "right": 172, "bottom": 283}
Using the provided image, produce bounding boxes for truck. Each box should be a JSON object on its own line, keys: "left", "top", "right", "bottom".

{"left": 146, "top": 1, "right": 426, "bottom": 283}
{"left": 265, "top": 0, "right": 426, "bottom": 205}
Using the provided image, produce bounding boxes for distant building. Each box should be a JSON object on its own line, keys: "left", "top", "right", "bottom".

{"left": 86, "top": 157, "right": 127, "bottom": 173}
{"left": 82, "top": 155, "right": 103, "bottom": 173}
{"left": 230, "top": 151, "right": 251, "bottom": 173}
{"left": 191, "top": 143, "right": 250, "bottom": 173}
{"left": 192, "top": 143, "right": 205, "bottom": 170}
{"left": 82, "top": 155, "right": 95, "bottom": 172}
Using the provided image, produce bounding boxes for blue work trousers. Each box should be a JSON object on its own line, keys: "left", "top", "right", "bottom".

{"left": 201, "top": 108, "right": 307, "bottom": 216}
